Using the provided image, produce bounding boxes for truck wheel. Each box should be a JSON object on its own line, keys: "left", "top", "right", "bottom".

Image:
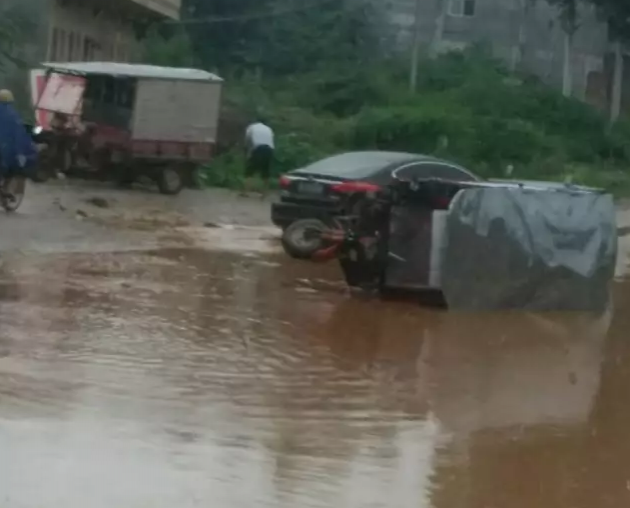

{"left": 281, "top": 218, "right": 328, "bottom": 259}
{"left": 157, "top": 166, "right": 184, "bottom": 195}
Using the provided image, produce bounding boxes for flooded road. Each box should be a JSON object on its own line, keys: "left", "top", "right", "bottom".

{"left": 1, "top": 183, "right": 630, "bottom": 507}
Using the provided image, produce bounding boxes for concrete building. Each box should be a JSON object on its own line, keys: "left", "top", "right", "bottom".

{"left": 385, "top": 0, "right": 610, "bottom": 104}
{"left": 0, "top": 0, "right": 181, "bottom": 111}
{"left": 47, "top": 0, "right": 181, "bottom": 63}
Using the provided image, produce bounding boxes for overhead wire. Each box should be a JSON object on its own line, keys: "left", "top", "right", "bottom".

{"left": 163, "top": 0, "right": 341, "bottom": 25}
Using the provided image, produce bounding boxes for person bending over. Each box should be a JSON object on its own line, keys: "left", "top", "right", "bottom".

{"left": 243, "top": 116, "right": 274, "bottom": 198}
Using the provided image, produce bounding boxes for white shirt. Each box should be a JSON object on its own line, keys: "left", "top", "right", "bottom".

{"left": 245, "top": 122, "right": 275, "bottom": 150}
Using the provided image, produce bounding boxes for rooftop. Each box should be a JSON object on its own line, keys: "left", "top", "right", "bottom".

{"left": 131, "top": 0, "right": 181, "bottom": 20}
{"left": 42, "top": 62, "right": 223, "bottom": 82}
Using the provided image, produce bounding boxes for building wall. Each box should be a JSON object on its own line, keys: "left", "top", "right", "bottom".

{"left": 385, "top": 0, "right": 609, "bottom": 100}
{"left": 596, "top": 52, "right": 630, "bottom": 119}
{"left": 46, "top": 0, "right": 180, "bottom": 63}
{"left": 47, "top": 0, "right": 143, "bottom": 63}
{"left": 1, "top": 0, "right": 180, "bottom": 115}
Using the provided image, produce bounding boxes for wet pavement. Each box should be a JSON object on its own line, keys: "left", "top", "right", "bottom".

{"left": 1, "top": 181, "right": 630, "bottom": 507}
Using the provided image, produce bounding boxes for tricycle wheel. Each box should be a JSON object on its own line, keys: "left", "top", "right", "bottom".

{"left": 281, "top": 218, "right": 328, "bottom": 260}
{"left": 31, "top": 145, "right": 55, "bottom": 182}
{"left": 157, "top": 166, "right": 184, "bottom": 195}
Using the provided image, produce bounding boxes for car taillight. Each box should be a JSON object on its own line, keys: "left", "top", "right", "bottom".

{"left": 331, "top": 181, "right": 380, "bottom": 194}
{"left": 279, "top": 175, "right": 291, "bottom": 189}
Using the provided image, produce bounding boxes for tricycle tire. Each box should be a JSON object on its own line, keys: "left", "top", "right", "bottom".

{"left": 281, "top": 218, "right": 328, "bottom": 260}
{"left": 31, "top": 145, "right": 55, "bottom": 183}
{"left": 157, "top": 166, "right": 184, "bottom": 195}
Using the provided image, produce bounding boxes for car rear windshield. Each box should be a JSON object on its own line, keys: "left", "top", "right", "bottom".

{"left": 294, "top": 152, "right": 416, "bottom": 179}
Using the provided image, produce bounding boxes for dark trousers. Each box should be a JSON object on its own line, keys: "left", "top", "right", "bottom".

{"left": 246, "top": 145, "right": 273, "bottom": 179}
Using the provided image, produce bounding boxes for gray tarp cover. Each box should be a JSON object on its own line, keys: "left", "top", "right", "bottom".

{"left": 441, "top": 187, "right": 617, "bottom": 311}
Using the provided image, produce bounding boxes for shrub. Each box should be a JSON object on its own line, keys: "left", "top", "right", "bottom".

{"left": 208, "top": 48, "right": 630, "bottom": 191}
{"left": 352, "top": 100, "right": 474, "bottom": 154}
{"left": 200, "top": 149, "right": 246, "bottom": 189}
{"left": 352, "top": 104, "right": 556, "bottom": 172}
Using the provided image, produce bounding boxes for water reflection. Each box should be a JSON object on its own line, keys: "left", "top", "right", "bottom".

{"left": 427, "top": 309, "right": 611, "bottom": 508}
{"left": 0, "top": 247, "right": 624, "bottom": 507}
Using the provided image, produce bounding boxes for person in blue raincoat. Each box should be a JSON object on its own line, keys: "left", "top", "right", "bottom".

{"left": 0, "top": 89, "right": 37, "bottom": 177}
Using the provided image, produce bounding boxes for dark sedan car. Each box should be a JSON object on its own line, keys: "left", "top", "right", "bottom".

{"left": 271, "top": 151, "right": 480, "bottom": 229}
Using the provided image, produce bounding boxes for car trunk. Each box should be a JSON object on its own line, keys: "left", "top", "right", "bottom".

{"left": 281, "top": 172, "right": 348, "bottom": 207}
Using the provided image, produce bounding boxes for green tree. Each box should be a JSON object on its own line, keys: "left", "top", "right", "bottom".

{"left": 252, "top": 0, "right": 381, "bottom": 75}
{"left": 0, "top": 8, "right": 23, "bottom": 73}
{"left": 0, "top": 2, "right": 36, "bottom": 114}
{"left": 589, "top": 0, "right": 630, "bottom": 42}
{"left": 142, "top": 26, "right": 197, "bottom": 67}
{"left": 181, "top": 0, "right": 275, "bottom": 70}
{"left": 182, "top": 0, "right": 382, "bottom": 76}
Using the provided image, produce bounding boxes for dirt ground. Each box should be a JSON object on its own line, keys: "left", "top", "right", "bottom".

{"left": 5, "top": 179, "right": 628, "bottom": 276}
{"left": 0, "top": 180, "right": 278, "bottom": 255}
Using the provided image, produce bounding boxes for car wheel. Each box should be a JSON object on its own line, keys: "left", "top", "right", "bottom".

{"left": 281, "top": 218, "right": 328, "bottom": 259}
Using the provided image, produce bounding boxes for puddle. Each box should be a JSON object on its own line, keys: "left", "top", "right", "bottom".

{"left": 0, "top": 248, "right": 627, "bottom": 507}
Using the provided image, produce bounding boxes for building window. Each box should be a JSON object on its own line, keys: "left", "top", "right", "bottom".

{"left": 76, "top": 34, "right": 84, "bottom": 61}
{"left": 103, "top": 43, "right": 114, "bottom": 61}
{"left": 83, "top": 37, "right": 94, "bottom": 61}
{"left": 58, "top": 29, "right": 67, "bottom": 60}
{"left": 117, "top": 44, "right": 128, "bottom": 63}
{"left": 68, "top": 32, "right": 76, "bottom": 61}
{"left": 51, "top": 28, "right": 60, "bottom": 60}
{"left": 448, "top": 0, "right": 476, "bottom": 17}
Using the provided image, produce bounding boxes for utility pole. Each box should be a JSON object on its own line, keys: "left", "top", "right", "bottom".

{"left": 409, "top": 0, "right": 423, "bottom": 92}
{"left": 610, "top": 41, "right": 624, "bottom": 123}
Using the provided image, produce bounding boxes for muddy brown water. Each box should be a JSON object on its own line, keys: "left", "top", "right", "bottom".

{"left": 0, "top": 247, "right": 629, "bottom": 507}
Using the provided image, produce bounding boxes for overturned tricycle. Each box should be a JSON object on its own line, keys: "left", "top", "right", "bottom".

{"left": 292, "top": 177, "right": 617, "bottom": 312}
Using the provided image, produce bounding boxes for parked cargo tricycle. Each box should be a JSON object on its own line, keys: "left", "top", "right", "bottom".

{"left": 32, "top": 62, "right": 223, "bottom": 194}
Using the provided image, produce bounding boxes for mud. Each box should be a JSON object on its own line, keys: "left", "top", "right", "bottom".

{"left": 0, "top": 181, "right": 629, "bottom": 507}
